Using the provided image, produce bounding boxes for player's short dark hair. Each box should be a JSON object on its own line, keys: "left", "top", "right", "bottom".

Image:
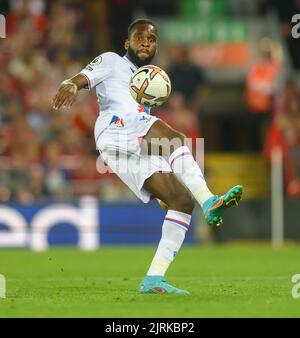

{"left": 128, "top": 18, "right": 158, "bottom": 38}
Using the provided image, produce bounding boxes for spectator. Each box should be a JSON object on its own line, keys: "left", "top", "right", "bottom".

{"left": 245, "top": 37, "right": 282, "bottom": 152}
{"left": 43, "top": 141, "right": 70, "bottom": 199}
{"left": 7, "top": 0, "right": 48, "bottom": 36}
{"left": 167, "top": 44, "right": 205, "bottom": 110}
{"left": 5, "top": 150, "right": 30, "bottom": 200}
{"left": 265, "top": 81, "right": 300, "bottom": 199}
{"left": 71, "top": 154, "right": 101, "bottom": 197}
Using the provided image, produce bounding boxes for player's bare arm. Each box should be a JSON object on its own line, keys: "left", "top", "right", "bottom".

{"left": 52, "top": 73, "right": 88, "bottom": 110}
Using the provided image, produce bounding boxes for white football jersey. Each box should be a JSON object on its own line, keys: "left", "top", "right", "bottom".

{"left": 80, "top": 52, "right": 151, "bottom": 136}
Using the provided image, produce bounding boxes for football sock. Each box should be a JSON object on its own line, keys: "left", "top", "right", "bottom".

{"left": 147, "top": 210, "right": 191, "bottom": 277}
{"left": 169, "top": 146, "right": 214, "bottom": 207}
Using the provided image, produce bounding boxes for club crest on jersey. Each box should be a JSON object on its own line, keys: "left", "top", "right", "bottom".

{"left": 90, "top": 56, "right": 102, "bottom": 65}
{"left": 110, "top": 115, "right": 124, "bottom": 128}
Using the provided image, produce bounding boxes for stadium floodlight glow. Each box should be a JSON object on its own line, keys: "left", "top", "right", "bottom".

{"left": 0, "top": 14, "right": 6, "bottom": 38}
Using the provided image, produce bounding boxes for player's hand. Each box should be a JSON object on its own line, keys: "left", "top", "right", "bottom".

{"left": 52, "top": 80, "right": 78, "bottom": 110}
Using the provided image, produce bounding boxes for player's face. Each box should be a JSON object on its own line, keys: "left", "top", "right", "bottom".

{"left": 125, "top": 24, "right": 158, "bottom": 67}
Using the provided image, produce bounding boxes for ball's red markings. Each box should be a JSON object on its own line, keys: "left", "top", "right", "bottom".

{"left": 131, "top": 78, "right": 155, "bottom": 104}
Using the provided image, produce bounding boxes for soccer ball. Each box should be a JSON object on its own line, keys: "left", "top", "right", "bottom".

{"left": 129, "top": 65, "right": 171, "bottom": 107}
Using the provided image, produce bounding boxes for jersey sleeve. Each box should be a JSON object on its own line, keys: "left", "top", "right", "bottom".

{"left": 79, "top": 52, "right": 117, "bottom": 89}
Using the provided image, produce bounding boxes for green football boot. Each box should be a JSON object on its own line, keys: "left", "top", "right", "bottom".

{"left": 138, "top": 276, "right": 190, "bottom": 295}
{"left": 203, "top": 185, "right": 244, "bottom": 226}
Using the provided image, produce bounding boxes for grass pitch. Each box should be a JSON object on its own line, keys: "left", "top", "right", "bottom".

{"left": 0, "top": 244, "right": 299, "bottom": 318}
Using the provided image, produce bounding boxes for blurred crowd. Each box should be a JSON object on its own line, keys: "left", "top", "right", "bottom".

{"left": 0, "top": 0, "right": 299, "bottom": 203}
{"left": 0, "top": 0, "right": 111, "bottom": 203}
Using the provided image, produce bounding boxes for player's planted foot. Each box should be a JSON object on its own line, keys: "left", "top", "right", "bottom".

{"left": 138, "top": 276, "right": 190, "bottom": 295}
{"left": 203, "top": 185, "right": 243, "bottom": 226}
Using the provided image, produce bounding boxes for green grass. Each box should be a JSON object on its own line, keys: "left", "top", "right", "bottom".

{"left": 0, "top": 244, "right": 300, "bottom": 318}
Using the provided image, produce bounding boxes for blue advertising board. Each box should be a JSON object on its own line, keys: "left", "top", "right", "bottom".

{"left": 0, "top": 197, "right": 197, "bottom": 250}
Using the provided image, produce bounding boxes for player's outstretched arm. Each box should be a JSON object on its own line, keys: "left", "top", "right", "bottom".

{"left": 51, "top": 74, "right": 88, "bottom": 110}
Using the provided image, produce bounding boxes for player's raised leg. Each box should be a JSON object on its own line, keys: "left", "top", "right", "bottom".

{"left": 139, "top": 172, "right": 195, "bottom": 295}
{"left": 142, "top": 119, "right": 243, "bottom": 226}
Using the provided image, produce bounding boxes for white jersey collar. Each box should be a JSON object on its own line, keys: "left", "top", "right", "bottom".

{"left": 123, "top": 55, "right": 138, "bottom": 71}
